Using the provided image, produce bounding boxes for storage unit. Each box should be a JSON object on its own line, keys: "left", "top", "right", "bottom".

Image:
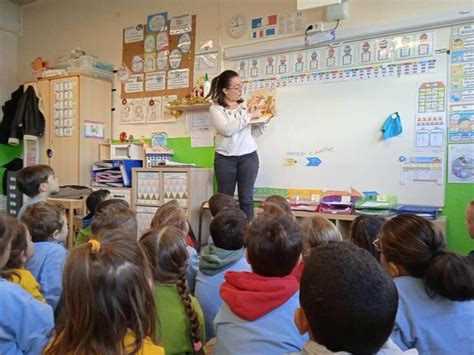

{"left": 131, "top": 167, "right": 213, "bottom": 237}
{"left": 25, "top": 75, "right": 112, "bottom": 186}
{"left": 6, "top": 171, "right": 22, "bottom": 217}
{"left": 91, "top": 186, "right": 132, "bottom": 205}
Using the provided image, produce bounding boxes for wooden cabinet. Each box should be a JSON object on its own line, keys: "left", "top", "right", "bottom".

{"left": 25, "top": 75, "right": 111, "bottom": 186}
{"left": 131, "top": 167, "right": 213, "bottom": 237}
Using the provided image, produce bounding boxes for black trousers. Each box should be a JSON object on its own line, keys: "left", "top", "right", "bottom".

{"left": 214, "top": 151, "right": 259, "bottom": 219}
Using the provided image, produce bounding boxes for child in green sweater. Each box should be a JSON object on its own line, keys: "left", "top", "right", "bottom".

{"left": 140, "top": 225, "right": 205, "bottom": 355}
{"left": 75, "top": 189, "right": 110, "bottom": 245}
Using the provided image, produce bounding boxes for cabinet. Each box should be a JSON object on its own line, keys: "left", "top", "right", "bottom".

{"left": 25, "top": 75, "right": 112, "bottom": 186}
{"left": 131, "top": 167, "right": 213, "bottom": 237}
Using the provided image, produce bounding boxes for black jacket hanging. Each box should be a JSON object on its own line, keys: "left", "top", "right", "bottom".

{"left": 8, "top": 85, "right": 45, "bottom": 145}
{"left": 0, "top": 85, "right": 24, "bottom": 144}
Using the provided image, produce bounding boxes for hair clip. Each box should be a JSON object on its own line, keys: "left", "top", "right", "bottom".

{"left": 193, "top": 341, "right": 202, "bottom": 351}
{"left": 88, "top": 239, "right": 101, "bottom": 253}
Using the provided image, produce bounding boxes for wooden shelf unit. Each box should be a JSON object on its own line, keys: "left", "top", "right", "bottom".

{"left": 131, "top": 167, "right": 213, "bottom": 237}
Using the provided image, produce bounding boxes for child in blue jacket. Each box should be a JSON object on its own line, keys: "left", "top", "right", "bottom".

{"left": 195, "top": 208, "right": 251, "bottom": 340}
{"left": 0, "top": 214, "right": 53, "bottom": 354}
{"left": 21, "top": 202, "right": 68, "bottom": 310}
{"left": 214, "top": 211, "right": 307, "bottom": 354}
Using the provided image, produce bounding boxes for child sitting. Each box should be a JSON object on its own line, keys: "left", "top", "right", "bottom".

{"left": 195, "top": 208, "right": 251, "bottom": 340}
{"left": 208, "top": 192, "right": 238, "bottom": 217}
{"left": 349, "top": 214, "right": 383, "bottom": 261}
{"left": 140, "top": 226, "right": 205, "bottom": 354}
{"left": 75, "top": 189, "right": 110, "bottom": 245}
{"left": 21, "top": 202, "right": 68, "bottom": 310}
{"left": 0, "top": 214, "right": 54, "bottom": 354}
{"left": 91, "top": 199, "right": 137, "bottom": 238}
{"left": 44, "top": 231, "right": 163, "bottom": 354}
{"left": 16, "top": 164, "right": 59, "bottom": 218}
{"left": 151, "top": 200, "right": 199, "bottom": 293}
{"left": 379, "top": 214, "right": 474, "bottom": 354}
{"left": 291, "top": 216, "right": 343, "bottom": 281}
{"left": 262, "top": 194, "right": 293, "bottom": 217}
{"left": 294, "top": 242, "right": 416, "bottom": 354}
{"left": 2, "top": 219, "right": 45, "bottom": 302}
{"left": 214, "top": 212, "right": 307, "bottom": 354}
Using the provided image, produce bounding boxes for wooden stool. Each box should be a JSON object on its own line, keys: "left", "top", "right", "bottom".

{"left": 47, "top": 197, "right": 87, "bottom": 250}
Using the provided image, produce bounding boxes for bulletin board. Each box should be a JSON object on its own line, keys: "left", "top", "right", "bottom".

{"left": 121, "top": 15, "right": 196, "bottom": 100}
{"left": 249, "top": 27, "right": 453, "bottom": 207}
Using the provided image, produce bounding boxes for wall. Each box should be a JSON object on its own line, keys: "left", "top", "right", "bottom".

{"left": 15, "top": 0, "right": 474, "bottom": 254}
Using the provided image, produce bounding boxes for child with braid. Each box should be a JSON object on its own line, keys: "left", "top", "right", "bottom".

{"left": 140, "top": 225, "right": 206, "bottom": 355}
{"left": 150, "top": 201, "right": 199, "bottom": 293}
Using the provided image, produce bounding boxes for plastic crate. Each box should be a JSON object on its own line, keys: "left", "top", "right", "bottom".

{"left": 67, "top": 66, "right": 114, "bottom": 82}
{"left": 70, "top": 55, "right": 114, "bottom": 72}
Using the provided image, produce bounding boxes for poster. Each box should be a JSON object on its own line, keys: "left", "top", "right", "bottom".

{"left": 124, "top": 24, "right": 144, "bottom": 44}
{"left": 170, "top": 14, "right": 192, "bottom": 35}
{"left": 374, "top": 38, "right": 393, "bottom": 62}
{"left": 167, "top": 69, "right": 190, "bottom": 89}
{"left": 358, "top": 40, "right": 374, "bottom": 64}
{"left": 448, "top": 144, "right": 474, "bottom": 183}
{"left": 339, "top": 43, "right": 356, "bottom": 66}
{"left": 146, "top": 97, "right": 163, "bottom": 123}
{"left": 400, "top": 156, "right": 443, "bottom": 185}
{"left": 84, "top": 121, "right": 105, "bottom": 138}
{"left": 145, "top": 71, "right": 166, "bottom": 91}
{"left": 417, "top": 81, "right": 446, "bottom": 113}
{"left": 414, "top": 115, "right": 445, "bottom": 150}
{"left": 124, "top": 74, "right": 144, "bottom": 93}
{"left": 190, "top": 111, "right": 214, "bottom": 147}
{"left": 449, "top": 105, "right": 474, "bottom": 142}
{"left": 251, "top": 14, "right": 278, "bottom": 39}
{"left": 161, "top": 95, "right": 178, "bottom": 122}
{"left": 277, "top": 11, "right": 305, "bottom": 36}
{"left": 306, "top": 49, "right": 322, "bottom": 71}
{"left": 147, "top": 12, "right": 167, "bottom": 32}
{"left": 324, "top": 47, "right": 339, "bottom": 68}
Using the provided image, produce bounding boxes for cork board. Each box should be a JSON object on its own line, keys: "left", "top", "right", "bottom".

{"left": 121, "top": 15, "right": 196, "bottom": 100}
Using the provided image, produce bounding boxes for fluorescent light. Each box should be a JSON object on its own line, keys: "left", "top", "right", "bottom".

{"left": 297, "top": 0, "right": 342, "bottom": 11}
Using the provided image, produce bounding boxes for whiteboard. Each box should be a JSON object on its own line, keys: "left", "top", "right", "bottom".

{"left": 254, "top": 31, "right": 450, "bottom": 207}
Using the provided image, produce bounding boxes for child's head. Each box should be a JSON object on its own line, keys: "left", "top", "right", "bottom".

{"left": 140, "top": 225, "right": 204, "bottom": 353}
{"left": 91, "top": 199, "right": 137, "bottom": 237}
{"left": 263, "top": 195, "right": 293, "bottom": 216}
{"left": 349, "top": 215, "right": 383, "bottom": 261}
{"left": 16, "top": 164, "right": 59, "bottom": 198}
{"left": 5, "top": 221, "right": 33, "bottom": 270}
{"left": 21, "top": 202, "right": 67, "bottom": 243}
{"left": 86, "top": 189, "right": 111, "bottom": 215}
{"left": 296, "top": 242, "right": 398, "bottom": 354}
{"left": 466, "top": 201, "right": 474, "bottom": 238}
{"left": 210, "top": 208, "right": 248, "bottom": 250}
{"left": 208, "top": 193, "right": 238, "bottom": 217}
{"left": 150, "top": 200, "right": 189, "bottom": 234}
{"left": 246, "top": 212, "right": 302, "bottom": 277}
{"left": 0, "top": 214, "right": 17, "bottom": 269}
{"left": 259, "top": 201, "right": 287, "bottom": 219}
{"left": 380, "top": 214, "right": 474, "bottom": 301}
{"left": 44, "top": 232, "right": 156, "bottom": 355}
{"left": 299, "top": 216, "right": 342, "bottom": 251}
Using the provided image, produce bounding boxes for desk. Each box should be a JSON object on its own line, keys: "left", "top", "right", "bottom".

{"left": 47, "top": 198, "right": 86, "bottom": 250}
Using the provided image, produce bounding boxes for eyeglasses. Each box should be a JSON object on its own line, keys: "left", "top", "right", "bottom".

{"left": 372, "top": 238, "right": 382, "bottom": 252}
{"left": 227, "top": 85, "right": 242, "bottom": 91}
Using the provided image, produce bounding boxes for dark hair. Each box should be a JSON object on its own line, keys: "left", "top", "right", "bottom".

{"left": 140, "top": 226, "right": 204, "bottom": 354}
{"left": 381, "top": 214, "right": 474, "bottom": 301}
{"left": 20, "top": 202, "right": 65, "bottom": 242}
{"left": 205, "top": 70, "right": 242, "bottom": 107}
{"left": 44, "top": 231, "right": 156, "bottom": 355}
{"left": 0, "top": 214, "right": 21, "bottom": 274}
{"left": 16, "top": 164, "right": 55, "bottom": 197}
{"left": 264, "top": 195, "right": 293, "bottom": 216}
{"left": 259, "top": 202, "right": 287, "bottom": 219}
{"left": 246, "top": 213, "right": 302, "bottom": 277}
{"left": 86, "top": 189, "right": 110, "bottom": 215}
{"left": 4, "top": 222, "right": 29, "bottom": 271}
{"left": 95, "top": 198, "right": 130, "bottom": 214}
{"left": 210, "top": 208, "right": 248, "bottom": 250}
{"left": 150, "top": 200, "right": 189, "bottom": 235}
{"left": 299, "top": 216, "right": 342, "bottom": 251}
{"left": 301, "top": 242, "right": 398, "bottom": 354}
{"left": 208, "top": 193, "right": 238, "bottom": 217}
{"left": 350, "top": 215, "right": 384, "bottom": 261}
{"left": 91, "top": 206, "right": 137, "bottom": 238}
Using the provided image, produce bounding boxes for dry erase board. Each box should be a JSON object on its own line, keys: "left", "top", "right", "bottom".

{"left": 253, "top": 28, "right": 451, "bottom": 206}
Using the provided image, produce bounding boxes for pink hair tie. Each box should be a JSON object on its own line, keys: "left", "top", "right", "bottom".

{"left": 193, "top": 341, "right": 202, "bottom": 351}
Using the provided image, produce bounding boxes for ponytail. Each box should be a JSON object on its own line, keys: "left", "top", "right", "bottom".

{"left": 205, "top": 70, "right": 239, "bottom": 108}
{"left": 425, "top": 252, "right": 474, "bottom": 301}
{"left": 176, "top": 271, "right": 204, "bottom": 355}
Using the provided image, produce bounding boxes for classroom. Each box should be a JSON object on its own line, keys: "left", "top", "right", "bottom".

{"left": 0, "top": 0, "right": 473, "bottom": 354}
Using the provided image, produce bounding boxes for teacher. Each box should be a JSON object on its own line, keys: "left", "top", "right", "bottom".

{"left": 207, "top": 70, "right": 267, "bottom": 219}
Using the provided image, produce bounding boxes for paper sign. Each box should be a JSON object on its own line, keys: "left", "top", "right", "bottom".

{"left": 124, "top": 74, "right": 144, "bottom": 93}
{"left": 124, "top": 24, "right": 144, "bottom": 43}
{"left": 146, "top": 71, "right": 166, "bottom": 91}
{"left": 167, "top": 69, "right": 190, "bottom": 89}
